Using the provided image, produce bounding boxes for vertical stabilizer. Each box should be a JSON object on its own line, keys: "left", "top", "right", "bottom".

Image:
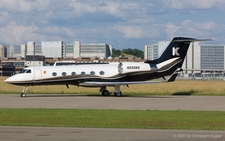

{"left": 144, "top": 37, "right": 211, "bottom": 81}
{"left": 145, "top": 37, "right": 210, "bottom": 68}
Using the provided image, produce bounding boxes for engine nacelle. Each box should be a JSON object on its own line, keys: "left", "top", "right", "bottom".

{"left": 118, "top": 62, "right": 157, "bottom": 74}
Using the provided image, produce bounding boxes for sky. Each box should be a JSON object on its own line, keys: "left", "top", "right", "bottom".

{"left": 0, "top": 0, "right": 225, "bottom": 50}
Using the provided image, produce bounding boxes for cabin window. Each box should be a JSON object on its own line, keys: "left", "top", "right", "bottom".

{"left": 99, "top": 71, "right": 105, "bottom": 75}
{"left": 52, "top": 72, "right": 57, "bottom": 76}
{"left": 62, "top": 72, "right": 67, "bottom": 76}
{"left": 71, "top": 72, "right": 76, "bottom": 76}
{"left": 90, "top": 71, "right": 95, "bottom": 75}
{"left": 81, "top": 71, "right": 86, "bottom": 75}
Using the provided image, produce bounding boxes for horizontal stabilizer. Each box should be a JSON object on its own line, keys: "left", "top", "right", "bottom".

{"left": 173, "top": 38, "right": 211, "bottom": 42}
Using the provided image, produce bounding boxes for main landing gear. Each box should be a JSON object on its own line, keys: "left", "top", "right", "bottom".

{"left": 21, "top": 86, "right": 29, "bottom": 98}
{"left": 100, "top": 85, "right": 122, "bottom": 97}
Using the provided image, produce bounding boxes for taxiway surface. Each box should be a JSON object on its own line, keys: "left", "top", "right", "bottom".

{"left": 0, "top": 94, "right": 224, "bottom": 111}
{"left": 0, "top": 126, "right": 224, "bottom": 141}
{"left": 0, "top": 94, "right": 224, "bottom": 141}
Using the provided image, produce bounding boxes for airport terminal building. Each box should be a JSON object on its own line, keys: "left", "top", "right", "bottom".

{"left": 0, "top": 41, "right": 112, "bottom": 75}
{"left": 1, "top": 41, "right": 112, "bottom": 59}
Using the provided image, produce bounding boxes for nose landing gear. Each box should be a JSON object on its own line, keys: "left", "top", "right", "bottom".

{"left": 21, "top": 93, "right": 26, "bottom": 98}
{"left": 21, "top": 86, "right": 29, "bottom": 98}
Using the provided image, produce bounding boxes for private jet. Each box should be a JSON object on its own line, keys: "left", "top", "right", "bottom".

{"left": 5, "top": 37, "right": 210, "bottom": 98}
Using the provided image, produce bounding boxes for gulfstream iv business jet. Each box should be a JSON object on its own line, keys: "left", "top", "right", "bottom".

{"left": 5, "top": 37, "right": 210, "bottom": 98}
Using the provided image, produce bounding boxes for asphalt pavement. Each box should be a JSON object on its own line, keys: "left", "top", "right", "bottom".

{"left": 0, "top": 94, "right": 224, "bottom": 141}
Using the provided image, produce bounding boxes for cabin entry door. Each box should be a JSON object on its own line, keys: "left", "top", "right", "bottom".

{"left": 34, "top": 69, "right": 42, "bottom": 83}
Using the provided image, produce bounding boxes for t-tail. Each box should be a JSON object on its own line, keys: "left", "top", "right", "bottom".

{"left": 145, "top": 37, "right": 211, "bottom": 81}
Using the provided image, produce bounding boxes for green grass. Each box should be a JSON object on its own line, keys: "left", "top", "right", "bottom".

{"left": 0, "top": 108, "right": 224, "bottom": 130}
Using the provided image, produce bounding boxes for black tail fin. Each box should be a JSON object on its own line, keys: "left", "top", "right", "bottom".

{"left": 145, "top": 37, "right": 210, "bottom": 65}
{"left": 144, "top": 37, "right": 211, "bottom": 81}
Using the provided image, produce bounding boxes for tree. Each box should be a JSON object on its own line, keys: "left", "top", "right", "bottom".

{"left": 112, "top": 49, "right": 122, "bottom": 57}
{"left": 112, "top": 48, "right": 144, "bottom": 59}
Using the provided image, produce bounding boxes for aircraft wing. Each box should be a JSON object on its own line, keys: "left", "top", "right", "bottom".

{"left": 79, "top": 81, "right": 161, "bottom": 87}
{"left": 79, "top": 70, "right": 178, "bottom": 87}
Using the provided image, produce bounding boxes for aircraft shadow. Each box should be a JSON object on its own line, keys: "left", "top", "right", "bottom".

{"left": 172, "top": 90, "right": 195, "bottom": 96}
{"left": 26, "top": 94, "right": 89, "bottom": 98}
{"left": 25, "top": 94, "right": 182, "bottom": 99}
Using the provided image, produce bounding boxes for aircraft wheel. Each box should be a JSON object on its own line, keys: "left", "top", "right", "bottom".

{"left": 102, "top": 90, "right": 110, "bottom": 96}
{"left": 114, "top": 91, "right": 122, "bottom": 97}
{"left": 21, "top": 93, "right": 26, "bottom": 98}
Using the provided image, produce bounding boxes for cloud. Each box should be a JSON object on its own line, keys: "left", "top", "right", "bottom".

{"left": 0, "top": 21, "right": 74, "bottom": 44}
{"left": 161, "top": 19, "right": 224, "bottom": 40}
{"left": 162, "top": 0, "right": 225, "bottom": 10}
{"left": 165, "top": 23, "right": 180, "bottom": 38}
{"left": 0, "top": 22, "right": 39, "bottom": 44}
{"left": 114, "top": 24, "right": 163, "bottom": 39}
{"left": 180, "top": 20, "right": 219, "bottom": 37}
{"left": 0, "top": 0, "right": 225, "bottom": 49}
{"left": 0, "top": 0, "right": 50, "bottom": 12}
{"left": 115, "top": 25, "right": 145, "bottom": 38}
{"left": 183, "top": 20, "right": 217, "bottom": 31}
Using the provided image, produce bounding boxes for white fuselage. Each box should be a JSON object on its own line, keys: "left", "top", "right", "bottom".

{"left": 5, "top": 63, "right": 118, "bottom": 84}
{"left": 5, "top": 57, "right": 182, "bottom": 86}
{"left": 5, "top": 62, "right": 159, "bottom": 85}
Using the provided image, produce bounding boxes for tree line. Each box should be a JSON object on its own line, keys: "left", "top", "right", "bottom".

{"left": 112, "top": 48, "right": 144, "bottom": 59}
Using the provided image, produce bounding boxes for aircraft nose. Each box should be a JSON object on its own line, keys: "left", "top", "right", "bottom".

{"left": 5, "top": 76, "right": 17, "bottom": 84}
{"left": 5, "top": 77, "right": 12, "bottom": 83}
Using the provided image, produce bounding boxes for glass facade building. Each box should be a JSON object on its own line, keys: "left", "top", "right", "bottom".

{"left": 144, "top": 41, "right": 168, "bottom": 60}
{"left": 201, "top": 45, "right": 224, "bottom": 70}
{"left": 35, "top": 44, "right": 42, "bottom": 55}
{"left": 153, "top": 44, "right": 158, "bottom": 60}
{"left": 13, "top": 45, "right": 21, "bottom": 57}
{"left": 144, "top": 44, "right": 158, "bottom": 60}
{"left": 2, "top": 41, "right": 112, "bottom": 59}
{"left": 65, "top": 44, "right": 74, "bottom": 54}
{"left": 80, "top": 44, "right": 111, "bottom": 58}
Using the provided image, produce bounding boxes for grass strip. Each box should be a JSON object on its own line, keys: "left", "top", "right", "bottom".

{"left": 0, "top": 108, "right": 224, "bottom": 130}
{"left": 1, "top": 76, "right": 225, "bottom": 95}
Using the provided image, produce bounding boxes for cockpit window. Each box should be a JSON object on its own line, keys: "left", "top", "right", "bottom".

{"left": 19, "top": 69, "right": 31, "bottom": 74}
{"left": 26, "top": 69, "right": 31, "bottom": 73}
{"left": 19, "top": 69, "right": 27, "bottom": 74}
